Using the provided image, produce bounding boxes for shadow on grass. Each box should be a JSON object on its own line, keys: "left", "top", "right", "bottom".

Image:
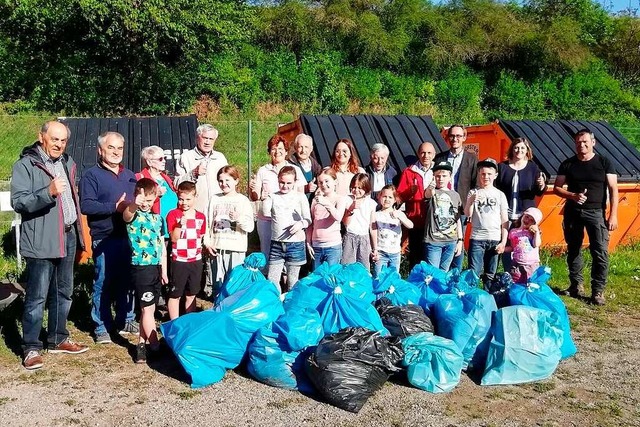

{"left": 0, "top": 295, "right": 23, "bottom": 357}
{"left": 68, "top": 263, "right": 96, "bottom": 334}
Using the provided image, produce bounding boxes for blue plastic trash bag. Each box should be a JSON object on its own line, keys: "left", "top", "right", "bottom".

{"left": 446, "top": 268, "right": 481, "bottom": 293}
{"left": 373, "top": 266, "right": 422, "bottom": 306}
{"left": 486, "top": 272, "right": 514, "bottom": 309}
{"left": 283, "top": 263, "right": 375, "bottom": 311}
{"left": 215, "top": 252, "right": 267, "bottom": 304}
{"left": 402, "top": 332, "right": 464, "bottom": 393}
{"left": 214, "top": 278, "right": 284, "bottom": 335}
{"left": 272, "top": 308, "right": 324, "bottom": 352}
{"left": 160, "top": 311, "right": 246, "bottom": 388}
{"left": 508, "top": 266, "right": 577, "bottom": 359}
{"left": 481, "top": 305, "right": 563, "bottom": 385}
{"left": 407, "top": 262, "right": 449, "bottom": 294}
{"left": 433, "top": 285, "right": 497, "bottom": 371}
{"left": 318, "top": 284, "right": 388, "bottom": 336}
{"left": 246, "top": 325, "right": 314, "bottom": 392}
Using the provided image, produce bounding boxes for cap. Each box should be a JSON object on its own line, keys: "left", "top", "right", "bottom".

{"left": 477, "top": 157, "right": 498, "bottom": 171}
{"left": 432, "top": 161, "right": 453, "bottom": 173}
{"left": 522, "top": 207, "right": 543, "bottom": 225}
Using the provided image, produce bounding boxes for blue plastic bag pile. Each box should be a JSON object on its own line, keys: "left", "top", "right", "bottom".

{"left": 160, "top": 257, "right": 577, "bottom": 411}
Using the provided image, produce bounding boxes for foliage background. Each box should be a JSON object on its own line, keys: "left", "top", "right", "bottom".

{"left": 0, "top": 0, "right": 639, "bottom": 128}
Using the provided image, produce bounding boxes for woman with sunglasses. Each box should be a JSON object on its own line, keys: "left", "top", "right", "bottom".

{"left": 137, "top": 145, "right": 178, "bottom": 238}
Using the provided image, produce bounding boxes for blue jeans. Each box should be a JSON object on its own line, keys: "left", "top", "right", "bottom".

{"left": 468, "top": 239, "right": 500, "bottom": 286}
{"left": 451, "top": 215, "right": 467, "bottom": 270}
{"left": 424, "top": 241, "right": 457, "bottom": 271}
{"left": 22, "top": 227, "right": 76, "bottom": 352}
{"left": 373, "top": 250, "right": 401, "bottom": 278}
{"left": 91, "top": 237, "right": 135, "bottom": 335}
{"left": 313, "top": 244, "right": 342, "bottom": 270}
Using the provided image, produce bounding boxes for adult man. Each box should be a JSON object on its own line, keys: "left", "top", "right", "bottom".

{"left": 434, "top": 124, "right": 478, "bottom": 269}
{"left": 365, "top": 143, "right": 397, "bottom": 200}
{"left": 397, "top": 142, "right": 436, "bottom": 267}
{"left": 11, "top": 121, "right": 89, "bottom": 370}
{"left": 554, "top": 129, "right": 618, "bottom": 306}
{"left": 287, "top": 133, "right": 321, "bottom": 201}
{"left": 80, "top": 131, "right": 138, "bottom": 343}
{"left": 175, "top": 124, "right": 228, "bottom": 213}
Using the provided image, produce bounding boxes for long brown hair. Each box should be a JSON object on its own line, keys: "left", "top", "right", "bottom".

{"left": 331, "top": 138, "right": 361, "bottom": 174}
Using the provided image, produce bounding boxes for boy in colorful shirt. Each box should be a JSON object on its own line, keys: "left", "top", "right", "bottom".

{"left": 166, "top": 181, "right": 207, "bottom": 319}
{"left": 123, "top": 178, "right": 168, "bottom": 364}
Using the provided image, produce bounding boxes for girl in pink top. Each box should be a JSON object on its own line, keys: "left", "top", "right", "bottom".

{"left": 308, "top": 168, "right": 349, "bottom": 269}
{"left": 506, "top": 207, "right": 543, "bottom": 283}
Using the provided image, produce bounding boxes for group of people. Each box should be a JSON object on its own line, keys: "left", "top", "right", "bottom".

{"left": 10, "top": 120, "right": 618, "bottom": 370}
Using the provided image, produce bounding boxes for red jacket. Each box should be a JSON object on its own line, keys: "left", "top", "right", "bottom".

{"left": 396, "top": 164, "right": 432, "bottom": 228}
{"left": 136, "top": 168, "right": 177, "bottom": 214}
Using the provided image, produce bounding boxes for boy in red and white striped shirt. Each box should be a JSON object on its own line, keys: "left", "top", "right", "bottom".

{"left": 166, "top": 181, "right": 207, "bottom": 319}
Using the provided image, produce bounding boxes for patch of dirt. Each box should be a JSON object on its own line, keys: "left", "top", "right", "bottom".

{"left": 0, "top": 312, "right": 639, "bottom": 426}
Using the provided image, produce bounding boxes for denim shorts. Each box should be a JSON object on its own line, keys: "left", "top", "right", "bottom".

{"left": 269, "top": 241, "right": 306, "bottom": 266}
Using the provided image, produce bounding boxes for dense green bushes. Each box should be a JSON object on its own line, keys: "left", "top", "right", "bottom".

{"left": 0, "top": 0, "right": 639, "bottom": 128}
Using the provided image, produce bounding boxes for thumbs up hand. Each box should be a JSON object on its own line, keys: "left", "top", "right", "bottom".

{"left": 116, "top": 193, "right": 128, "bottom": 212}
{"left": 576, "top": 189, "right": 587, "bottom": 205}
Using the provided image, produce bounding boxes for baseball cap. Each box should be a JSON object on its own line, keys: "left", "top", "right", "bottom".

{"left": 477, "top": 157, "right": 498, "bottom": 171}
{"left": 432, "top": 161, "right": 453, "bottom": 173}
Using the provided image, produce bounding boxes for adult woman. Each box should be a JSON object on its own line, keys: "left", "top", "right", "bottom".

{"left": 287, "top": 133, "right": 321, "bottom": 200}
{"left": 137, "top": 145, "right": 178, "bottom": 236}
{"left": 249, "top": 135, "right": 306, "bottom": 258}
{"left": 495, "top": 138, "right": 546, "bottom": 271}
{"left": 495, "top": 138, "right": 546, "bottom": 221}
{"left": 330, "top": 138, "right": 365, "bottom": 196}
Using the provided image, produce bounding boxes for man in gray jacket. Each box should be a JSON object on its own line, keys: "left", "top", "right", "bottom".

{"left": 11, "top": 120, "right": 89, "bottom": 370}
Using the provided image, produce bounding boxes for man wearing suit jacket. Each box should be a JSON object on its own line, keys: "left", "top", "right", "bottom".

{"left": 434, "top": 124, "right": 478, "bottom": 270}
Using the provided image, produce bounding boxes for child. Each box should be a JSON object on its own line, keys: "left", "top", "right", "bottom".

{"left": 262, "top": 166, "right": 312, "bottom": 292}
{"left": 342, "top": 173, "right": 377, "bottom": 270}
{"left": 204, "top": 166, "right": 255, "bottom": 293}
{"left": 165, "top": 181, "right": 207, "bottom": 320}
{"left": 123, "top": 178, "right": 168, "bottom": 364}
{"left": 505, "top": 207, "right": 542, "bottom": 283}
{"left": 371, "top": 185, "right": 414, "bottom": 278}
{"left": 308, "top": 167, "right": 349, "bottom": 269}
{"left": 423, "top": 161, "right": 463, "bottom": 271}
{"left": 464, "top": 158, "right": 509, "bottom": 287}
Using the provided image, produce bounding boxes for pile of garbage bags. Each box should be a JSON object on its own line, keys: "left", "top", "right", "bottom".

{"left": 160, "top": 257, "right": 577, "bottom": 412}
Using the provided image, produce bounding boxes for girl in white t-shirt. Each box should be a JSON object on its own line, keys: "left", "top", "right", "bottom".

{"left": 371, "top": 185, "right": 413, "bottom": 278}
{"left": 342, "top": 173, "right": 378, "bottom": 270}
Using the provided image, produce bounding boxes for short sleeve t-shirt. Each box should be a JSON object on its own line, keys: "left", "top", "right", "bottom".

{"left": 557, "top": 154, "right": 616, "bottom": 210}
{"left": 346, "top": 197, "right": 378, "bottom": 236}
{"left": 424, "top": 189, "right": 462, "bottom": 243}
{"left": 374, "top": 210, "right": 402, "bottom": 254}
{"left": 166, "top": 209, "right": 207, "bottom": 262}
{"left": 127, "top": 211, "right": 165, "bottom": 266}
{"left": 469, "top": 186, "right": 509, "bottom": 241}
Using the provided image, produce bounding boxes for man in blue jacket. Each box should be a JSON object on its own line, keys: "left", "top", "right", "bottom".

{"left": 11, "top": 121, "right": 89, "bottom": 370}
{"left": 365, "top": 143, "right": 398, "bottom": 201}
{"left": 80, "top": 131, "right": 138, "bottom": 344}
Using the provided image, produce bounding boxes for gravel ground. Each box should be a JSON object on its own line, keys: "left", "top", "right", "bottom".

{"left": 0, "top": 311, "right": 639, "bottom": 427}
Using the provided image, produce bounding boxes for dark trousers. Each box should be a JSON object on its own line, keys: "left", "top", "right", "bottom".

{"left": 563, "top": 208, "right": 609, "bottom": 294}
{"left": 408, "top": 228, "right": 425, "bottom": 270}
{"left": 22, "top": 227, "right": 76, "bottom": 352}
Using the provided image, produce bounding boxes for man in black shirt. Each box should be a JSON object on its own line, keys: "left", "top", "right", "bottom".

{"left": 554, "top": 129, "right": 618, "bottom": 305}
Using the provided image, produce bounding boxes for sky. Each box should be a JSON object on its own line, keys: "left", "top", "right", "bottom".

{"left": 607, "top": 0, "right": 639, "bottom": 12}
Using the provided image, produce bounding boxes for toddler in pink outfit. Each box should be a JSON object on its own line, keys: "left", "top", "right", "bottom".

{"left": 506, "top": 207, "right": 543, "bottom": 283}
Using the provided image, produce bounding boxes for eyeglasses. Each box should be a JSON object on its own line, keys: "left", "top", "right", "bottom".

{"left": 449, "top": 134, "right": 465, "bottom": 139}
{"left": 153, "top": 157, "right": 166, "bottom": 162}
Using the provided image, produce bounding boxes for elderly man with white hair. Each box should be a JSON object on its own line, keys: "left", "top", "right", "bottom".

{"left": 175, "top": 124, "right": 228, "bottom": 213}
{"left": 287, "top": 133, "right": 321, "bottom": 201}
{"left": 364, "top": 143, "right": 397, "bottom": 200}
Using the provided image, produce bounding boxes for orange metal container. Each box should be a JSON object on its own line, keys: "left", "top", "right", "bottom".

{"left": 449, "top": 122, "right": 640, "bottom": 252}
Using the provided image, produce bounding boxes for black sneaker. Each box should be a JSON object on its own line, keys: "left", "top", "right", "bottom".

{"left": 135, "top": 343, "right": 147, "bottom": 364}
{"left": 591, "top": 292, "right": 606, "bottom": 306}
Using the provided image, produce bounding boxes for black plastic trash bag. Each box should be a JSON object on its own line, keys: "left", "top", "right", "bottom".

{"left": 306, "top": 327, "right": 404, "bottom": 413}
{"left": 375, "top": 297, "right": 434, "bottom": 338}
{"left": 486, "top": 272, "right": 514, "bottom": 309}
